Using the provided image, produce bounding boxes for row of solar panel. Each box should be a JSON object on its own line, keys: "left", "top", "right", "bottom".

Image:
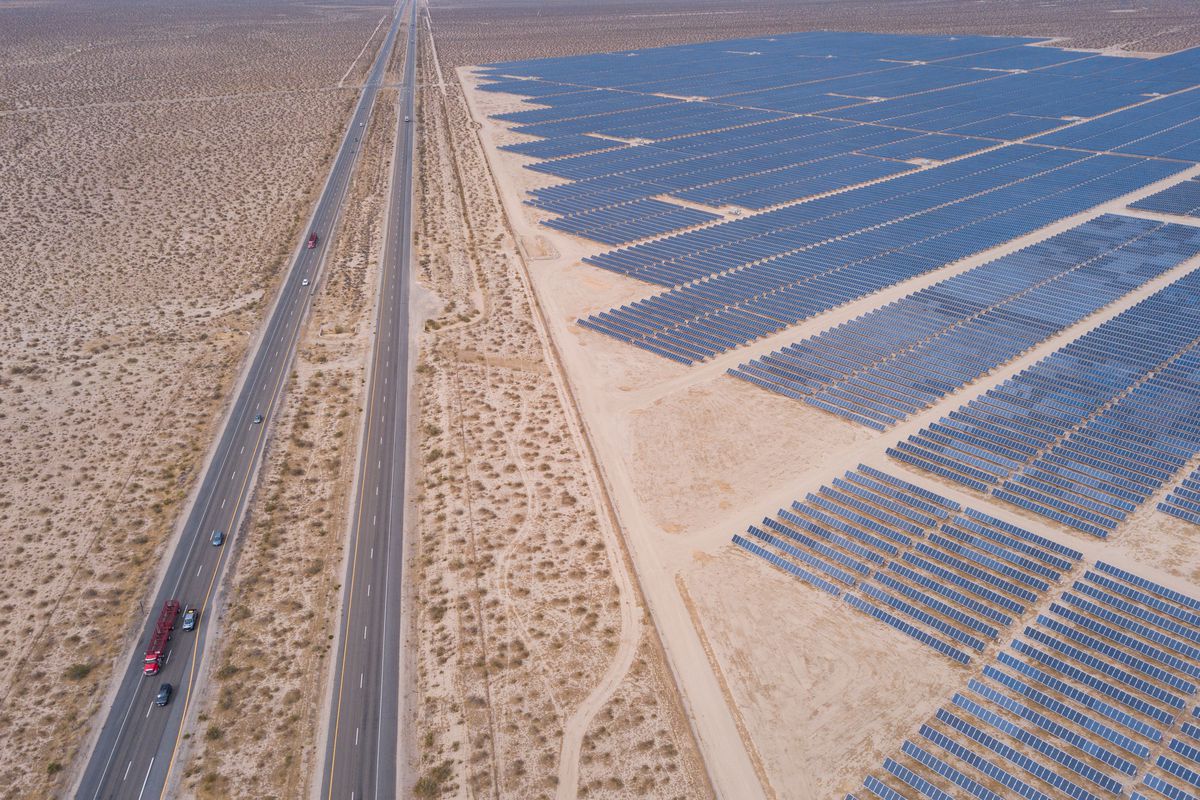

{"left": 1160, "top": 468, "right": 1200, "bottom": 526}
{"left": 481, "top": 40, "right": 1191, "bottom": 146}
{"left": 482, "top": 40, "right": 1200, "bottom": 297}
{"left": 824, "top": 69, "right": 1149, "bottom": 136}
{"left": 527, "top": 115, "right": 891, "bottom": 183}
{"left": 585, "top": 144, "right": 1095, "bottom": 281}
{"left": 852, "top": 562, "right": 1200, "bottom": 800}
{"left": 479, "top": 33, "right": 1073, "bottom": 106}
{"left": 1034, "top": 89, "right": 1200, "bottom": 163}
{"left": 1132, "top": 177, "right": 1200, "bottom": 218}
{"left": 513, "top": 101, "right": 783, "bottom": 143}
{"left": 499, "top": 133, "right": 621, "bottom": 160}
{"left": 580, "top": 151, "right": 1186, "bottom": 363}
{"left": 522, "top": 118, "right": 936, "bottom": 215}
{"left": 733, "top": 465, "right": 1081, "bottom": 665}
{"left": 895, "top": 267, "right": 1200, "bottom": 536}
{"left": 539, "top": 197, "right": 720, "bottom": 245}
{"left": 729, "top": 215, "right": 1200, "bottom": 429}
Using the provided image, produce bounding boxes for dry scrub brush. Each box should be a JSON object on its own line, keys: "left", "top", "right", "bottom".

{"left": 427, "top": 0, "right": 1200, "bottom": 68}
{"left": 406, "top": 29, "right": 645, "bottom": 799}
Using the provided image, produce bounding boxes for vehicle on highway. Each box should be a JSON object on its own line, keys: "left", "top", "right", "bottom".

{"left": 253, "top": 413, "right": 264, "bottom": 424}
{"left": 307, "top": 232, "right": 319, "bottom": 249}
{"left": 210, "top": 529, "right": 225, "bottom": 547}
{"left": 181, "top": 607, "right": 198, "bottom": 632}
{"left": 404, "top": 116, "right": 411, "bottom": 123}
{"left": 301, "top": 278, "right": 310, "bottom": 287}
{"left": 155, "top": 683, "right": 172, "bottom": 707}
{"left": 143, "top": 600, "right": 180, "bottom": 676}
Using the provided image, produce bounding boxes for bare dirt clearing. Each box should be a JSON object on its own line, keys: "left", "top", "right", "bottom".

{"left": 0, "top": 0, "right": 386, "bottom": 794}
{"left": 429, "top": 0, "right": 1200, "bottom": 64}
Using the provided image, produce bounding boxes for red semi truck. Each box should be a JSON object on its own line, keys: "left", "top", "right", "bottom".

{"left": 143, "top": 600, "right": 181, "bottom": 676}
{"left": 307, "top": 232, "right": 319, "bottom": 249}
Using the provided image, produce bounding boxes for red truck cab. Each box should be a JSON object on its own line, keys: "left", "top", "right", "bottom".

{"left": 143, "top": 600, "right": 181, "bottom": 676}
{"left": 307, "top": 232, "right": 319, "bottom": 249}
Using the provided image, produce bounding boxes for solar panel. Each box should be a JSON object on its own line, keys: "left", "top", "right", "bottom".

{"left": 731, "top": 216, "right": 1200, "bottom": 428}
{"left": 950, "top": 694, "right": 1123, "bottom": 795}
{"left": 937, "top": 708, "right": 1104, "bottom": 800}
{"left": 901, "top": 740, "right": 1005, "bottom": 800}
{"left": 920, "top": 722, "right": 1050, "bottom": 800}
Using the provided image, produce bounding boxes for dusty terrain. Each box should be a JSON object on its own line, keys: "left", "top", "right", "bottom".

{"left": 0, "top": 0, "right": 387, "bottom": 794}
{"left": 429, "top": 0, "right": 1200, "bottom": 64}
{"left": 178, "top": 78, "right": 397, "bottom": 799}
{"left": 462, "top": 32, "right": 1200, "bottom": 799}
{"left": 404, "top": 16, "right": 711, "bottom": 799}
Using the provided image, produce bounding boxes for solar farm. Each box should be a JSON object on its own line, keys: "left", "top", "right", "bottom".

{"left": 462, "top": 27, "right": 1200, "bottom": 800}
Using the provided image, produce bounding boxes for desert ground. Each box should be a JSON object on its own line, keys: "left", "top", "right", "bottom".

{"left": 401, "top": 17, "right": 710, "bottom": 798}
{"left": 429, "top": 0, "right": 1200, "bottom": 65}
{"left": 460, "top": 19, "right": 1200, "bottom": 798}
{"left": 0, "top": 0, "right": 387, "bottom": 794}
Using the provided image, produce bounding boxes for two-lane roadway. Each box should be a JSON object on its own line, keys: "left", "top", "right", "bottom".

{"left": 319, "top": 0, "right": 417, "bottom": 797}
{"left": 75, "top": 5, "right": 407, "bottom": 798}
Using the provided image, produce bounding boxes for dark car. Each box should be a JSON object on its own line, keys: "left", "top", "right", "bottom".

{"left": 210, "top": 529, "right": 225, "bottom": 547}
{"left": 155, "top": 683, "right": 172, "bottom": 707}
{"left": 181, "top": 607, "right": 198, "bottom": 631}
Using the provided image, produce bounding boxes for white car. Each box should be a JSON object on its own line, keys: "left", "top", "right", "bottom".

{"left": 301, "top": 278, "right": 310, "bottom": 287}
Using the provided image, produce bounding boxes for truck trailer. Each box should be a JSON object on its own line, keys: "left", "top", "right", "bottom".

{"left": 143, "top": 599, "right": 181, "bottom": 676}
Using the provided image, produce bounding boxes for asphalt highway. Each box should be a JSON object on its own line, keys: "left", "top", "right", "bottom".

{"left": 74, "top": 6, "right": 406, "bottom": 799}
{"left": 318, "top": 0, "right": 417, "bottom": 797}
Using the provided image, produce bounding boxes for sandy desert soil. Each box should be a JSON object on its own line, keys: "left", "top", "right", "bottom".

{"left": 0, "top": 1, "right": 387, "bottom": 794}
{"left": 574, "top": 625, "right": 710, "bottom": 800}
{"left": 429, "top": 0, "right": 1200, "bottom": 65}
{"left": 404, "top": 18, "right": 711, "bottom": 799}
{"left": 177, "top": 81, "right": 397, "bottom": 799}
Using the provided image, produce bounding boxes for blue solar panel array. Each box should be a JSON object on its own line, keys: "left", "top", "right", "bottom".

{"left": 729, "top": 214, "right": 1200, "bottom": 429}
{"left": 733, "top": 464, "right": 1082, "bottom": 664}
{"left": 579, "top": 149, "right": 1187, "bottom": 364}
{"left": 854, "top": 562, "right": 1200, "bottom": 800}
{"left": 892, "top": 267, "right": 1200, "bottom": 537}
{"left": 541, "top": 198, "right": 720, "bottom": 245}
{"left": 1160, "top": 467, "right": 1200, "bottom": 525}
{"left": 480, "top": 31, "right": 1200, "bottom": 275}
{"left": 1131, "top": 177, "right": 1200, "bottom": 218}
{"left": 500, "top": 133, "right": 621, "bottom": 160}
{"left": 1034, "top": 87, "right": 1200, "bottom": 162}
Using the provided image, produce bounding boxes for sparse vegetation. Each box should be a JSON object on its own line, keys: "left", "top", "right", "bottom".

{"left": 405, "top": 13, "right": 710, "bottom": 800}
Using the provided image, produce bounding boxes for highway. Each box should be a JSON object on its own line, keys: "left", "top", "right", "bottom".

{"left": 318, "top": 0, "right": 417, "bottom": 796}
{"left": 73, "top": 6, "right": 407, "bottom": 799}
